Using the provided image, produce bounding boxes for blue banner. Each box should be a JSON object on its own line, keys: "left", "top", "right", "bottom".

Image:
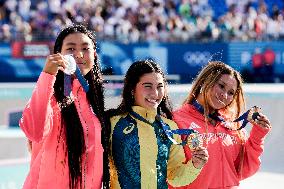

{"left": 166, "top": 43, "right": 227, "bottom": 82}
{"left": 1, "top": 41, "right": 284, "bottom": 83}
{"left": 228, "top": 42, "right": 284, "bottom": 74}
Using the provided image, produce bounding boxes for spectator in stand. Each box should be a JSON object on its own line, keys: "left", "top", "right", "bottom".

{"left": 263, "top": 46, "right": 276, "bottom": 83}
{"left": 1, "top": 0, "right": 284, "bottom": 42}
{"left": 251, "top": 47, "right": 264, "bottom": 83}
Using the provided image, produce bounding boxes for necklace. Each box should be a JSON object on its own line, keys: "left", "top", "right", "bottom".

{"left": 191, "top": 100, "right": 224, "bottom": 123}
{"left": 129, "top": 110, "right": 200, "bottom": 148}
{"left": 191, "top": 99, "right": 254, "bottom": 130}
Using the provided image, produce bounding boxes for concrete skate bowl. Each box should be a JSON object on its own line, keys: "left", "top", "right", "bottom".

{"left": 0, "top": 83, "right": 283, "bottom": 188}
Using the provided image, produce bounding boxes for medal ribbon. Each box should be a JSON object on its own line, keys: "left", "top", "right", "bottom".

{"left": 64, "top": 65, "right": 89, "bottom": 96}
{"left": 64, "top": 74, "right": 72, "bottom": 96}
{"left": 233, "top": 110, "right": 250, "bottom": 130}
{"left": 129, "top": 110, "right": 196, "bottom": 146}
{"left": 192, "top": 99, "right": 255, "bottom": 130}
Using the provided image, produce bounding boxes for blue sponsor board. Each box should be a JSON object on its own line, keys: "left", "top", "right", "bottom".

{"left": 0, "top": 43, "right": 11, "bottom": 57}
{"left": 1, "top": 42, "right": 284, "bottom": 83}
{"left": 228, "top": 42, "right": 284, "bottom": 82}
{"left": 228, "top": 42, "right": 284, "bottom": 74}
{"left": 98, "top": 41, "right": 169, "bottom": 75}
{"left": 167, "top": 43, "right": 227, "bottom": 82}
{"left": 0, "top": 43, "right": 45, "bottom": 82}
{"left": 98, "top": 42, "right": 228, "bottom": 83}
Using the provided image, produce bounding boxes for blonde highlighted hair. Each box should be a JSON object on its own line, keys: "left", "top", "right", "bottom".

{"left": 184, "top": 61, "right": 245, "bottom": 121}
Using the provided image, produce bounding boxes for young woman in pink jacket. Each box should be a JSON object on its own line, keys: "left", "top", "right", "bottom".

{"left": 19, "top": 25, "right": 109, "bottom": 189}
{"left": 170, "top": 61, "right": 272, "bottom": 189}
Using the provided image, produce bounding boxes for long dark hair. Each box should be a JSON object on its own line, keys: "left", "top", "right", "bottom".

{"left": 53, "top": 24, "right": 109, "bottom": 189}
{"left": 107, "top": 59, "right": 173, "bottom": 119}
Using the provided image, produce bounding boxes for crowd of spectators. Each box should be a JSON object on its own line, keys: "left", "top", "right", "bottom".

{"left": 1, "top": 0, "right": 284, "bottom": 43}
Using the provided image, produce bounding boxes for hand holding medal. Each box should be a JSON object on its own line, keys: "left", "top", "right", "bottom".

{"left": 63, "top": 54, "right": 77, "bottom": 75}
{"left": 43, "top": 53, "right": 67, "bottom": 75}
{"left": 247, "top": 106, "right": 272, "bottom": 129}
{"left": 143, "top": 112, "right": 209, "bottom": 169}
{"left": 185, "top": 131, "right": 208, "bottom": 169}
{"left": 186, "top": 131, "right": 208, "bottom": 169}
{"left": 63, "top": 54, "right": 89, "bottom": 96}
{"left": 232, "top": 105, "right": 271, "bottom": 130}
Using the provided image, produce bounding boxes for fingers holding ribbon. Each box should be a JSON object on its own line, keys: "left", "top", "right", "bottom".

{"left": 254, "top": 113, "right": 272, "bottom": 129}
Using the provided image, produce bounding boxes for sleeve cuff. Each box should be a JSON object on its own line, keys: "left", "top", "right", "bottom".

{"left": 37, "top": 72, "right": 56, "bottom": 94}
{"left": 250, "top": 124, "right": 271, "bottom": 143}
{"left": 167, "top": 160, "right": 201, "bottom": 187}
{"left": 39, "top": 71, "right": 56, "bottom": 87}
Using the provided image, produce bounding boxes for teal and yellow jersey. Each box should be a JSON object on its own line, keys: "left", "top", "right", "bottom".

{"left": 109, "top": 106, "right": 201, "bottom": 189}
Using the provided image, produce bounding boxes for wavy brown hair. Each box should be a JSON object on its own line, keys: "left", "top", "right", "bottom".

{"left": 183, "top": 61, "right": 245, "bottom": 121}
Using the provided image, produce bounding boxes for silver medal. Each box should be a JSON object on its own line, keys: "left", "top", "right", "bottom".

{"left": 63, "top": 54, "right": 76, "bottom": 75}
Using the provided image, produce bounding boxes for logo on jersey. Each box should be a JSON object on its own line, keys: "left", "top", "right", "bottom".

{"left": 189, "top": 122, "right": 201, "bottom": 129}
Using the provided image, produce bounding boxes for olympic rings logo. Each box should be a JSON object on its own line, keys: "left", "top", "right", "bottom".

{"left": 183, "top": 51, "right": 212, "bottom": 66}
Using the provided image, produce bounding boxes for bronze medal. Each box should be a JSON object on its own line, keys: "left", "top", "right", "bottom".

{"left": 247, "top": 106, "right": 261, "bottom": 123}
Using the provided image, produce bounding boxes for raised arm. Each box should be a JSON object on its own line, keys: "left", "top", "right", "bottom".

{"left": 19, "top": 72, "right": 56, "bottom": 142}
{"left": 167, "top": 122, "right": 208, "bottom": 187}
{"left": 236, "top": 113, "right": 271, "bottom": 179}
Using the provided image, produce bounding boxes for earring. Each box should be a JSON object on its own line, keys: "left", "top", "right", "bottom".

{"left": 131, "top": 91, "right": 134, "bottom": 100}
{"left": 200, "top": 87, "right": 203, "bottom": 94}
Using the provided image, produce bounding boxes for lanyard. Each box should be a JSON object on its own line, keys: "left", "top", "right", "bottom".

{"left": 129, "top": 110, "right": 196, "bottom": 146}
{"left": 234, "top": 106, "right": 260, "bottom": 130}
{"left": 64, "top": 65, "right": 89, "bottom": 96}
{"left": 192, "top": 100, "right": 224, "bottom": 122}
{"left": 191, "top": 100, "right": 258, "bottom": 130}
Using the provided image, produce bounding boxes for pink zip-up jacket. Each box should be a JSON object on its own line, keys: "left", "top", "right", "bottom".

{"left": 19, "top": 72, "right": 103, "bottom": 189}
{"left": 169, "top": 103, "right": 271, "bottom": 189}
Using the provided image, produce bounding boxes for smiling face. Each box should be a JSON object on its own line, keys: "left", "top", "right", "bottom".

{"left": 207, "top": 74, "right": 237, "bottom": 110}
{"left": 133, "top": 72, "right": 165, "bottom": 111}
{"left": 61, "top": 32, "right": 96, "bottom": 75}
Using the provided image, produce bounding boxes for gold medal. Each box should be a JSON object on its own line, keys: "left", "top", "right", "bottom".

{"left": 187, "top": 132, "right": 203, "bottom": 151}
